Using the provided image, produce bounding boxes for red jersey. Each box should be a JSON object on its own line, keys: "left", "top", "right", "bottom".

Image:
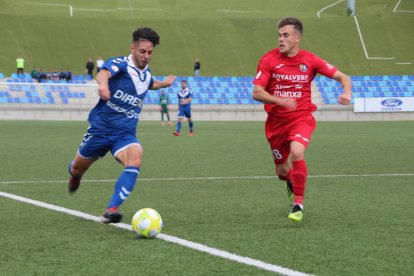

{"left": 253, "top": 49, "right": 337, "bottom": 119}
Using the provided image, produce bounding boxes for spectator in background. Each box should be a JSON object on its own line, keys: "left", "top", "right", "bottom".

{"left": 46, "top": 69, "right": 52, "bottom": 80}
{"left": 85, "top": 58, "right": 94, "bottom": 79}
{"left": 65, "top": 68, "right": 72, "bottom": 82}
{"left": 96, "top": 57, "right": 104, "bottom": 73}
{"left": 31, "top": 67, "right": 39, "bottom": 81}
{"left": 59, "top": 68, "right": 66, "bottom": 81}
{"left": 52, "top": 69, "right": 59, "bottom": 80}
{"left": 38, "top": 68, "right": 46, "bottom": 82}
{"left": 16, "top": 55, "right": 25, "bottom": 75}
{"left": 194, "top": 58, "right": 200, "bottom": 76}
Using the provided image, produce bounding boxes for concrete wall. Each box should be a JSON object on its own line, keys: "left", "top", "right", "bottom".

{"left": 1, "top": 103, "right": 413, "bottom": 121}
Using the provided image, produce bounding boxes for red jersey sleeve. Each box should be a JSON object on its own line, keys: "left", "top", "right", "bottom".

{"left": 253, "top": 54, "right": 272, "bottom": 88}
{"left": 312, "top": 54, "right": 337, "bottom": 78}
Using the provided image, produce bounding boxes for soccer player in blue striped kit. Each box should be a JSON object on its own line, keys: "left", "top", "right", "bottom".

{"left": 173, "top": 80, "right": 194, "bottom": 136}
{"left": 68, "top": 27, "right": 176, "bottom": 223}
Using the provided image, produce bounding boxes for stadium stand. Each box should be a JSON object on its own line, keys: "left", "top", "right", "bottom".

{"left": 0, "top": 81, "right": 92, "bottom": 105}
{"left": 0, "top": 75, "right": 413, "bottom": 106}
{"left": 315, "top": 75, "right": 414, "bottom": 104}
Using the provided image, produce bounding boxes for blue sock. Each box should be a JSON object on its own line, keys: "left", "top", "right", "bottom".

{"left": 189, "top": 121, "right": 194, "bottom": 132}
{"left": 107, "top": 166, "right": 140, "bottom": 209}
{"left": 176, "top": 121, "right": 182, "bottom": 132}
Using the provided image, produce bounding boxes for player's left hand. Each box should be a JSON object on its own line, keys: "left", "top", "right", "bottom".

{"left": 338, "top": 94, "right": 351, "bottom": 105}
{"left": 164, "top": 75, "right": 176, "bottom": 87}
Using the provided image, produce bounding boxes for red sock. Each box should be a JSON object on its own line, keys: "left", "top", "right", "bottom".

{"left": 278, "top": 169, "right": 291, "bottom": 182}
{"left": 291, "top": 160, "right": 307, "bottom": 205}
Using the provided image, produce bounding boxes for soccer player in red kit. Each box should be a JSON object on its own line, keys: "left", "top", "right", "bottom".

{"left": 252, "top": 17, "right": 352, "bottom": 222}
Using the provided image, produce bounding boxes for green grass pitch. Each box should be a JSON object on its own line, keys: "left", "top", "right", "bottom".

{"left": 0, "top": 0, "right": 413, "bottom": 76}
{"left": 0, "top": 120, "right": 413, "bottom": 275}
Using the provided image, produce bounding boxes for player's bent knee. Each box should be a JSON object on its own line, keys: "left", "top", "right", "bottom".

{"left": 275, "top": 164, "right": 289, "bottom": 177}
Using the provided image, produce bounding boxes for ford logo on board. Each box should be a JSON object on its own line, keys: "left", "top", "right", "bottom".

{"left": 381, "top": 99, "right": 403, "bottom": 107}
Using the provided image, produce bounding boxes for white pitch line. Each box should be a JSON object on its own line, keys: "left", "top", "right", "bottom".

{"left": 394, "top": 0, "right": 403, "bottom": 11}
{"left": 216, "top": 9, "right": 261, "bottom": 14}
{"left": 396, "top": 62, "right": 412, "bottom": 65}
{"left": 316, "top": 0, "right": 344, "bottom": 18}
{"left": 0, "top": 173, "right": 413, "bottom": 185}
{"left": 73, "top": 8, "right": 117, "bottom": 12}
{"left": 117, "top": 8, "right": 164, "bottom": 11}
{"left": 317, "top": 3, "right": 395, "bottom": 60}
{"left": 393, "top": 0, "right": 414, "bottom": 12}
{"left": 25, "top": 1, "right": 68, "bottom": 7}
{"left": 353, "top": 16, "right": 395, "bottom": 60}
{"left": 0, "top": 191, "right": 311, "bottom": 276}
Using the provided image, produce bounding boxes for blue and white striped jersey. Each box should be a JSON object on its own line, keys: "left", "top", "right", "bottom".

{"left": 87, "top": 55, "right": 154, "bottom": 135}
{"left": 178, "top": 87, "right": 192, "bottom": 110}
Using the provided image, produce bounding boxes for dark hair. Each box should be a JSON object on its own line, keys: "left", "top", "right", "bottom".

{"left": 277, "top": 17, "right": 303, "bottom": 34}
{"left": 132, "top": 27, "right": 160, "bottom": 46}
{"left": 181, "top": 80, "right": 187, "bottom": 83}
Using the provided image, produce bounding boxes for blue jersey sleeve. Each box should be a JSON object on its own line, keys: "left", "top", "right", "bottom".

{"left": 101, "top": 56, "right": 128, "bottom": 77}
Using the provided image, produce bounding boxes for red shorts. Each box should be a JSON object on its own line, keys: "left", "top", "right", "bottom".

{"left": 265, "top": 114, "right": 316, "bottom": 165}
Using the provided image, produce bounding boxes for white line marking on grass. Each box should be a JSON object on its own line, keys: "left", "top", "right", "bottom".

{"left": 396, "top": 62, "right": 412, "bottom": 65}
{"left": 0, "top": 173, "right": 413, "bottom": 185}
{"left": 25, "top": 3, "right": 164, "bottom": 13}
{"left": 394, "top": 0, "right": 403, "bottom": 11}
{"left": 0, "top": 191, "right": 311, "bottom": 276}
{"left": 353, "top": 16, "right": 395, "bottom": 60}
{"left": 317, "top": 3, "right": 395, "bottom": 60}
{"left": 316, "top": 0, "right": 344, "bottom": 18}
{"left": 73, "top": 8, "right": 117, "bottom": 12}
{"left": 216, "top": 9, "right": 262, "bottom": 14}
{"left": 26, "top": 1, "right": 68, "bottom": 7}
{"left": 117, "top": 8, "right": 164, "bottom": 11}
{"left": 393, "top": 0, "right": 414, "bottom": 12}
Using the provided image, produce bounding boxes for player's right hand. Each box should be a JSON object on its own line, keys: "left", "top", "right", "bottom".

{"left": 279, "top": 98, "right": 297, "bottom": 110}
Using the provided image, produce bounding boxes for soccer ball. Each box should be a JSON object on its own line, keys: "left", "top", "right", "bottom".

{"left": 131, "top": 208, "right": 163, "bottom": 238}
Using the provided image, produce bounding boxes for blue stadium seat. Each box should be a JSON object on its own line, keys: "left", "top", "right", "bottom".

{"left": 28, "top": 97, "right": 40, "bottom": 103}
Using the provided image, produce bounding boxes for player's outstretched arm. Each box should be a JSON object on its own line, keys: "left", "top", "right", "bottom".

{"left": 96, "top": 69, "right": 111, "bottom": 100}
{"left": 332, "top": 71, "right": 352, "bottom": 105}
{"left": 151, "top": 75, "right": 176, "bottom": 90}
{"left": 252, "top": 85, "right": 296, "bottom": 109}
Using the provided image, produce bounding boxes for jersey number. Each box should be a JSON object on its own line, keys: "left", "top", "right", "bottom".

{"left": 272, "top": 149, "right": 283, "bottom": 160}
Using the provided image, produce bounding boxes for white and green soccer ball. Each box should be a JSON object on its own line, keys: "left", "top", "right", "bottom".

{"left": 131, "top": 208, "right": 163, "bottom": 238}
